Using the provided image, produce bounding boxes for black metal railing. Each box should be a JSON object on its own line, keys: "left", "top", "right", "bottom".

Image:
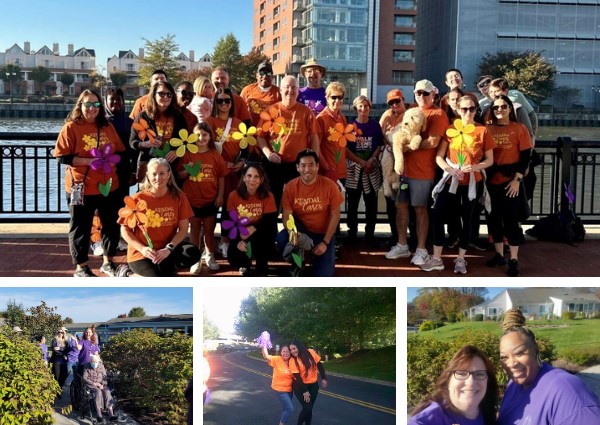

{"left": 1, "top": 132, "right": 599, "bottom": 224}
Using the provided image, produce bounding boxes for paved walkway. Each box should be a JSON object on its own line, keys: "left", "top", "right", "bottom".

{"left": 1, "top": 223, "right": 599, "bottom": 277}
{"left": 578, "top": 364, "right": 600, "bottom": 397}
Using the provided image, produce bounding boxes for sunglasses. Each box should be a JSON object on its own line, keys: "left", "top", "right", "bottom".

{"left": 388, "top": 99, "right": 402, "bottom": 106}
{"left": 414, "top": 90, "right": 431, "bottom": 97}
{"left": 492, "top": 104, "right": 509, "bottom": 111}
{"left": 330, "top": 95, "right": 344, "bottom": 101}
{"left": 460, "top": 106, "right": 477, "bottom": 113}
{"left": 156, "top": 91, "right": 173, "bottom": 99}
{"left": 216, "top": 98, "right": 232, "bottom": 105}
{"left": 259, "top": 70, "right": 273, "bottom": 77}
{"left": 83, "top": 101, "right": 101, "bottom": 109}
{"left": 478, "top": 79, "right": 492, "bottom": 88}
{"left": 177, "top": 90, "right": 194, "bottom": 97}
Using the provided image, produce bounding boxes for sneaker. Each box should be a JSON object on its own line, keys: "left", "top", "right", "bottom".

{"left": 100, "top": 261, "right": 118, "bottom": 277}
{"left": 115, "top": 263, "right": 132, "bottom": 277}
{"left": 190, "top": 261, "right": 202, "bottom": 274}
{"left": 218, "top": 241, "right": 229, "bottom": 259}
{"left": 507, "top": 259, "right": 520, "bottom": 277}
{"left": 91, "top": 241, "right": 104, "bottom": 256}
{"left": 445, "top": 239, "right": 459, "bottom": 249}
{"left": 385, "top": 243, "right": 410, "bottom": 259}
{"left": 469, "top": 239, "right": 489, "bottom": 252}
{"left": 239, "top": 267, "right": 255, "bottom": 277}
{"left": 73, "top": 265, "right": 97, "bottom": 277}
{"left": 419, "top": 255, "right": 445, "bottom": 272}
{"left": 204, "top": 253, "right": 220, "bottom": 271}
{"left": 410, "top": 248, "right": 429, "bottom": 266}
{"left": 486, "top": 252, "right": 507, "bottom": 267}
{"left": 109, "top": 416, "right": 119, "bottom": 422}
{"left": 117, "top": 238, "right": 128, "bottom": 251}
{"left": 453, "top": 257, "right": 468, "bottom": 274}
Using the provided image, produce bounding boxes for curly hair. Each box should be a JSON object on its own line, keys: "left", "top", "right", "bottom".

{"left": 289, "top": 339, "right": 317, "bottom": 380}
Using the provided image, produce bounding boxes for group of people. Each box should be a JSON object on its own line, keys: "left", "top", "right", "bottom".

{"left": 261, "top": 336, "right": 328, "bottom": 425}
{"left": 409, "top": 308, "right": 600, "bottom": 424}
{"left": 37, "top": 325, "right": 117, "bottom": 422}
{"left": 54, "top": 57, "right": 537, "bottom": 277}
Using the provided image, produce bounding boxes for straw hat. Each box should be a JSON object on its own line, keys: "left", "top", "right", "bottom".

{"left": 300, "top": 58, "right": 326, "bottom": 78}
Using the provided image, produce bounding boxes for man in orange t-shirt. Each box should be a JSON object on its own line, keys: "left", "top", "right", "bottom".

{"left": 129, "top": 70, "right": 167, "bottom": 120}
{"left": 240, "top": 61, "right": 282, "bottom": 127}
{"left": 277, "top": 150, "right": 343, "bottom": 277}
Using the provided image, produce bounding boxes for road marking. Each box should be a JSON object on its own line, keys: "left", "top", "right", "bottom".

{"left": 221, "top": 354, "right": 395, "bottom": 416}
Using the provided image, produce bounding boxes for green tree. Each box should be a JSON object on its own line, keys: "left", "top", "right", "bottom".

{"left": 2, "top": 299, "right": 25, "bottom": 329}
{"left": 0, "top": 64, "right": 23, "bottom": 92}
{"left": 203, "top": 310, "right": 220, "bottom": 340}
{"left": 477, "top": 50, "right": 556, "bottom": 104}
{"left": 109, "top": 71, "right": 128, "bottom": 88}
{"left": 63, "top": 317, "right": 74, "bottom": 324}
{"left": 30, "top": 66, "right": 51, "bottom": 94}
{"left": 238, "top": 48, "right": 271, "bottom": 89}
{"left": 128, "top": 306, "right": 146, "bottom": 317}
{"left": 58, "top": 72, "right": 74, "bottom": 95}
{"left": 21, "top": 301, "right": 64, "bottom": 341}
{"left": 138, "top": 34, "right": 182, "bottom": 88}
{"left": 0, "top": 329, "right": 61, "bottom": 424}
{"left": 553, "top": 86, "right": 582, "bottom": 111}
{"left": 212, "top": 33, "right": 243, "bottom": 89}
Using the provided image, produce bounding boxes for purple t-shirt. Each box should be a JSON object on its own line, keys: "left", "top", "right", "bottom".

{"left": 39, "top": 343, "right": 48, "bottom": 362}
{"left": 409, "top": 401, "right": 486, "bottom": 425}
{"left": 499, "top": 363, "right": 600, "bottom": 425}
{"left": 297, "top": 87, "right": 326, "bottom": 115}
{"left": 67, "top": 337, "right": 80, "bottom": 362}
{"left": 78, "top": 339, "right": 100, "bottom": 366}
{"left": 349, "top": 119, "right": 384, "bottom": 160}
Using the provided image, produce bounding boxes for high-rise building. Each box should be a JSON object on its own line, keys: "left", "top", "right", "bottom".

{"left": 253, "top": 0, "right": 418, "bottom": 104}
{"left": 416, "top": 0, "right": 600, "bottom": 108}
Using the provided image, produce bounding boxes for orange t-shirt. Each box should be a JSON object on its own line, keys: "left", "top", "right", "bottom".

{"left": 444, "top": 122, "right": 494, "bottom": 185}
{"left": 205, "top": 116, "right": 243, "bottom": 164}
{"left": 316, "top": 108, "right": 348, "bottom": 179}
{"left": 54, "top": 121, "right": 125, "bottom": 195}
{"left": 129, "top": 94, "right": 149, "bottom": 120}
{"left": 268, "top": 356, "right": 299, "bottom": 392}
{"left": 487, "top": 121, "right": 533, "bottom": 185}
{"left": 240, "top": 83, "right": 282, "bottom": 126}
{"left": 232, "top": 93, "right": 252, "bottom": 123}
{"left": 257, "top": 102, "right": 318, "bottom": 163}
{"left": 282, "top": 176, "right": 344, "bottom": 234}
{"left": 294, "top": 348, "right": 321, "bottom": 384}
{"left": 177, "top": 149, "right": 229, "bottom": 208}
{"left": 404, "top": 105, "right": 449, "bottom": 180}
{"left": 227, "top": 191, "right": 277, "bottom": 225}
{"left": 118, "top": 190, "right": 194, "bottom": 263}
{"left": 181, "top": 108, "right": 199, "bottom": 133}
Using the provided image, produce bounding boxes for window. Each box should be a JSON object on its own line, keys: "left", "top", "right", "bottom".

{"left": 392, "top": 71, "right": 413, "bottom": 84}
{"left": 273, "top": 21, "right": 280, "bottom": 32}
{"left": 127, "top": 64, "right": 135, "bottom": 72}
{"left": 395, "top": 0, "right": 415, "bottom": 9}
{"left": 488, "top": 308, "right": 498, "bottom": 316}
{"left": 260, "top": 16, "right": 265, "bottom": 27}
{"left": 274, "top": 37, "right": 280, "bottom": 47}
{"left": 260, "top": 1, "right": 265, "bottom": 13}
{"left": 395, "top": 16, "right": 415, "bottom": 27}
{"left": 260, "top": 30, "right": 266, "bottom": 40}
{"left": 394, "top": 50, "right": 414, "bottom": 63}
{"left": 273, "top": 53, "right": 279, "bottom": 62}
{"left": 274, "top": 5, "right": 280, "bottom": 16}
{"left": 394, "top": 33, "right": 415, "bottom": 45}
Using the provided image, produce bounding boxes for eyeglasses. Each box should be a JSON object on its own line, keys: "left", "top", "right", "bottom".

{"left": 492, "top": 104, "right": 509, "bottom": 111}
{"left": 460, "top": 106, "right": 477, "bottom": 113}
{"left": 156, "top": 91, "right": 173, "bottom": 99}
{"left": 330, "top": 95, "right": 344, "bottom": 101}
{"left": 415, "top": 90, "right": 431, "bottom": 97}
{"left": 478, "top": 79, "right": 492, "bottom": 88}
{"left": 453, "top": 370, "right": 488, "bottom": 381}
{"left": 177, "top": 90, "right": 194, "bottom": 97}
{"left": 388, "top": 99, "right": 402, "bottom": 106}
{"left": 83, "top": 101, "right": 101, "bottom": 109}
{"left": 216, "top": 98, "right": 232, "bottom": 105}
{"left": 259, "top": 70, "right": 273, "bottom": 77}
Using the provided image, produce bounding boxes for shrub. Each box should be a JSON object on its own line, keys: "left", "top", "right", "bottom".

{"left": 562, "top": 311, "right": 576, "bottom": 320}
{"left": 0, "top": 330, "right": 60, "bottom": 424}
{"left": 474, "top": 314, "right": 484, "bottom": 321}
{"left": 102, "top": 330, "right": 192, "bottom": 425}
{"left": 419, "top": 320, "right": 435, "bottom": 332}
{"left": 561, "top": 347, "right": 600, "bottom": 366}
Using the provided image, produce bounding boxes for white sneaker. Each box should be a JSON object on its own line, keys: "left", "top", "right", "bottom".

{"left": 385, "top": 243, "right": 410, "bottom": 259}
{"left": 91, "top": 241, "right": 104, "bottom": 256}
{"left": 411, "top": 248, "right": 429, "bottom": 266}
{"left": 117, "top": 238, "right": 128, "bottom": 251}
{"left": 190, "top": 261, "right": 202, "bottom": 274}
{"left": 420, "top": 255, "right": 445, "bottom": 272}
{"left": 218, "top": 241, "right": 229, "bottom": 258}
{"left": 204, "top": 253, "right": 220, "bottom": 271}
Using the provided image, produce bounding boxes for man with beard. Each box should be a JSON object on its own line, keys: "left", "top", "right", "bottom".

{"left": 240, "top": 61, "right": 282, "bottom": 126}
{"left": 297, "top": 58, "right": 327, "bottom": 116}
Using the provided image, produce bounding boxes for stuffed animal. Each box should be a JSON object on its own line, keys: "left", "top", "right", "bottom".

{"left": 392, "top": 108, "right": 427, "bottom": 175}
{"left": 380, "top": 144, "right": 399, "bottom": 198}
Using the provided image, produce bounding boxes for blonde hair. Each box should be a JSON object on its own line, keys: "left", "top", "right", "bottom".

{"left": 193, "top": 76, "right": 214, "bottom": 97}
{"left": 141, "top": 158, "right": 183, "bottom": 199}
{"left": 352, "top": 95, "right": 372, "bottom": 110}
{"left": 326, "top": 81, "right": 346, "bottom": 98}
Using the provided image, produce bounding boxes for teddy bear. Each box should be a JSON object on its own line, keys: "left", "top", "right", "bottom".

{"left": 392, "top": 107, "right": 427, "bottom": 176}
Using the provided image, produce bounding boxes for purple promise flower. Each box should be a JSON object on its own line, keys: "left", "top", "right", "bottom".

{"left": 221, "top": 209, "right": 251, "bottom": 240}
{"left": 90, "top": 144, "right": 121, "bottom": 174}
{"left": 257, "top": 331, "right": 272, "bottom": 349}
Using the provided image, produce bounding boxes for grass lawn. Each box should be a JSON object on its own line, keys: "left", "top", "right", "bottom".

{"left": 416, "top": 319, "right": 600, "bottom": 356}
{"left": 248, "top": 346, "right": 396, "bottom": 382}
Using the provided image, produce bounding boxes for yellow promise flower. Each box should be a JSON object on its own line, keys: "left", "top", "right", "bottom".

{"left": 232, "top": 123, "right": 258, "bottom": 149}
{"left": 146, "top": 209, "right": 165, "bottom": 228}
{"left": 446, "top": 119, "right": 475, "bottom": 152}
{"left": 169, "top": 129, "right": 199, "bottom": 157}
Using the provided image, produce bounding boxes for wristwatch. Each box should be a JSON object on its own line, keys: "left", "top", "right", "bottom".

{"left": 515, "top": 176, "right": 523, "bottom": 182}
{"left": 166, "top": 243, "right": 175, "bottom": 251}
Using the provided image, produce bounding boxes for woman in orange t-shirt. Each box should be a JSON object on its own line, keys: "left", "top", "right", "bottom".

{"left": 262, "top": 344, "right": 300, "bottom": 425}
{"left": 316, "top": 81, "right": 348, "bottom": 181}
{"left": 289, "top": 340, "right": 328, "bottom": 425}
{"left": 118, "top": 158, "right": 200, "bottom": 276}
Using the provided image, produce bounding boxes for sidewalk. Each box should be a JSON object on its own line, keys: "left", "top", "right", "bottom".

{"left": 578, "top": 364, "right": 600, "bottom": 397}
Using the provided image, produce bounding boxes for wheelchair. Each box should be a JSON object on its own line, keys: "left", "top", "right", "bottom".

{"left": 70, "top": 370, "right": 123, "bottom": 423}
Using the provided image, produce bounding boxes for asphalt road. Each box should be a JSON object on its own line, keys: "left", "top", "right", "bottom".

{"left": 203, "top": 351, "right": 396, "bottom": 425}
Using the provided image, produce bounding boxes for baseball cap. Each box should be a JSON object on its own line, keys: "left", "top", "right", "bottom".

{"left": 386, "top": 89, "right": 404, "bottom": 103}
{"left": 257, "top": 61, "right": 272, "bottom": 73}
{"left": 414, "top": 80, "right": 434, "bottom": 93}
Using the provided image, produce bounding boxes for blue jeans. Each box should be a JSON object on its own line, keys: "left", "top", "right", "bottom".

{"left": 65, "top": 361, "right": 78, "bottom": 386}
{"left": 276, "top": 391, "right": 294, "bottom": 424}
{"left": 276, "top": 224, "right": 336, "bottom": 277}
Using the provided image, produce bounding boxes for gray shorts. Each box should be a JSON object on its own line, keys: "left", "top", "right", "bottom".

{"left": 396, "top": 178, "right": 433, "bottom": 207}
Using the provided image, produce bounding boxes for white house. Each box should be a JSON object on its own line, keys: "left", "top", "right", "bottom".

{"left": 468, "top": 288, "right": 600, "bottom": 320}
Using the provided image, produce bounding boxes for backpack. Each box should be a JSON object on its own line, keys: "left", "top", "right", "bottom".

{"left": 526, "top": 210, "right": 585, "bottom": 245}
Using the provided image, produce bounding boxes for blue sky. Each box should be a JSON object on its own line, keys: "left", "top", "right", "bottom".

{"left": 0, "top": 1, "right": 254, "bottom": 72}
{"left": 407, "top": 287, "right": 507, "bottom": 303}
{"left": 0, "top": 287, "right": 193, "bottom": 323}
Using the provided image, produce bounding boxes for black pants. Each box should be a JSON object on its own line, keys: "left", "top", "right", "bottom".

{"left": 67, "top": 190, "right": 121, "bottom": 265}
{"left": 487, "top": 182, "right": 525, "bottom": 246}
{"left": 129, "top": 242, "right": 201, "bottom": 276}
{"left": 227, "top": 229, "right": 274, "bottom": 276}
{"left": 346, "top": 183, "right": 378, "bottom": 239}
{"left": 53, "top": 361, "right": 67, "bottom": 388}
{"left": 293, "top": 381, "right": 319, "bottom": 425}
{"left": 264, "top": 160, "right": 299, "bottom": 211}
{"left": 384, "top": 196, "right": 398, "bottom": 241}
